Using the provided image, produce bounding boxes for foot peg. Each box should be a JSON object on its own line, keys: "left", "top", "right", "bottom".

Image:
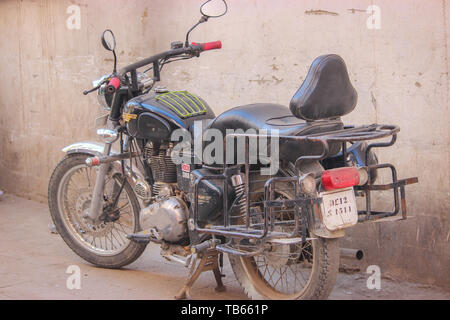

{"left": 126, "top": 232, "right": 152, "bottom": 244}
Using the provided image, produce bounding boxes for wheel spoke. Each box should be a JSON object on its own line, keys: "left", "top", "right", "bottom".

{"left": 58, "top": 164, "right": 135, "bottom": 255}
{"left": 239, "top": 187, "right": 318, "bottom": 298}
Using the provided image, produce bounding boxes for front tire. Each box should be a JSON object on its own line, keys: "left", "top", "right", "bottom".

{"left": 48, "top": 153, "right": 146, "bottom": 268}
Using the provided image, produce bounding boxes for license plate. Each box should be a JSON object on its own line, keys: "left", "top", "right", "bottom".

{"left": 319, "top": 187, "right": 358, "bottom": 231}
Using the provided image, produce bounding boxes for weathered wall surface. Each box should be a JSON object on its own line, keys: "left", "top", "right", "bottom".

{"left": 0, "top": 0, "right": 448, "bottom": 289}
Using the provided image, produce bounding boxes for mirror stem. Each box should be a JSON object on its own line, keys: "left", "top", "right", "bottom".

{"left": 112, "top": 50, "right": 117, "bottom": 74}
{"left": 185, "top": 15, "right": 209, "bottom": 47}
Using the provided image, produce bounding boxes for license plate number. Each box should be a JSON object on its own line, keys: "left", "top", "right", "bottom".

{"left": 319, "top": 187, "right": 358, "bottom": 231}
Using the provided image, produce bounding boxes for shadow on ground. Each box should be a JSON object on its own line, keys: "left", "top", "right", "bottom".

{"left": 0, "top": 194, "right": 448, "bottom": 300}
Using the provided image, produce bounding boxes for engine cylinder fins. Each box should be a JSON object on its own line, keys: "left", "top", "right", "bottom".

{"left": 145, "top": 142, "right": 177, "bottom": 183}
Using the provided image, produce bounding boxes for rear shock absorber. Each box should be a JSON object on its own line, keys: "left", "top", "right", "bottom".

{"left": 231, "top": 174, "right": 247, "bottom": 225}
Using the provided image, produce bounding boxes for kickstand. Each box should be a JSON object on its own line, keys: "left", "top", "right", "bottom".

{"left": 175, "top": 249, "right": 226, "bottom": 300}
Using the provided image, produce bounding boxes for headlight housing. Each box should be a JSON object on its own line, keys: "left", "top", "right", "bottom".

{"left": 97, "top": 84, "right": 113, "bottom": 111}
{"left": 96, "top": 128, "right": 119, "bottom": 143}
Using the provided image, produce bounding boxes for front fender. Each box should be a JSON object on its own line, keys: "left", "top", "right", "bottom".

{"left": 62, "top": 141, "right": 117, "bottom": 157}
{"left": 62, "top": 141, "right": 146, "bottom": 207}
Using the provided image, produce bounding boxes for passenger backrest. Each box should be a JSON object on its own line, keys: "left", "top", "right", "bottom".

{"left": 289, "top": 54, "right": 357, "bottom": 121}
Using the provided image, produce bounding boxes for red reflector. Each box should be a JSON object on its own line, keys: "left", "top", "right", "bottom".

{"left": 321, "top": 167, "right": 360, "bottom": 191}
{"left": 91, "top": 157, "right": 100, "bottom": 166}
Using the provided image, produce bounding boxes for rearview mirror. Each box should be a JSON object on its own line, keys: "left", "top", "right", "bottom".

{"left": 101, "top": 29, "right": 117, "bottom": 73}
{"left": 185, "top": 0, "right": 228, "bottom": 46}
{"left": 200, "top": 0, "right": 228, "bottom": 18}
{"left": 101, "top": 29, "right": 116, "bottom": 52}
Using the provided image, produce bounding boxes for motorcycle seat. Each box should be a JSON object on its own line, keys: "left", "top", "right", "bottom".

{"left": 205, "top": 103, "right": 343, "bottom": 137}
{"left": 196, "top": 103, "right": 343, "bottom": 164}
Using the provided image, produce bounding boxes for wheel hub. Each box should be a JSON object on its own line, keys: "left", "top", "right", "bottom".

{"left": 73, "top": 189, "right": 111, "bottom": 236}
{"left": 264, "top": 243, "right": 291, "bottom": 268}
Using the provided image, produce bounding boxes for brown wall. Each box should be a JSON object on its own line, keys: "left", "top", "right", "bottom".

{"left": 0, "top": 0, "right": 448, "bottom": 289}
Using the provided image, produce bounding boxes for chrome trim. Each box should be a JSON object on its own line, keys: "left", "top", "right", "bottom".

{"left": 97, "top": 128, "right": 119, "bottom": 143}
{"left": 62, "top": 141, "right": 114, "bottom": 156}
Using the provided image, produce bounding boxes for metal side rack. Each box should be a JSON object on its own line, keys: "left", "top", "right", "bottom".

{"left": 191, "top": 124, "right": 418, "bottom": 256}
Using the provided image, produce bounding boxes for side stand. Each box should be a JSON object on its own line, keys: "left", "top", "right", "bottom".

{"left": 175, "top": 249, "right": 226, "bottom": 300}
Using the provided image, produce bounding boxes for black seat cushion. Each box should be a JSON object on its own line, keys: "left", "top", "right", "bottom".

{"left": 205, "top": 104, "right": 343, "bottom": 164}
{"left": 290, "top": 54, "right": 357, "bottom": 121}
{"left": 206, "top": 104, "right": 307, "bottom": 136}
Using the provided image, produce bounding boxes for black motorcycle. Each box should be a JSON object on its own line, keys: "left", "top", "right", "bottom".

{"left": 48, "top": 0, "right": 417, "bottom": 300}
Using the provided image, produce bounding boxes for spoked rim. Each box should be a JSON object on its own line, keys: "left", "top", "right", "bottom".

{"left": 57, "top": 164, "right": 135, "bottom": 256}
{"left": 239, "top": 188, "right": 316, "bottom": 299}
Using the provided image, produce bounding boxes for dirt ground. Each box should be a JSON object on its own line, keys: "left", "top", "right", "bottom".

{"left": 0, "top": 193, "right": 448, "bottom": 300}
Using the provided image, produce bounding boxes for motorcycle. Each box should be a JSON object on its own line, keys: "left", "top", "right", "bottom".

{"left": 48, "top": 0, "right": 418, "bottom": 300}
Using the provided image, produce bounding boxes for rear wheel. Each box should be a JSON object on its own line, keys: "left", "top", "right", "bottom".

{"left": 48, "top": 153, "right": 146, "bottom": 268}
{"left": 229, "top": 173, "right": 340, "bottom": 300}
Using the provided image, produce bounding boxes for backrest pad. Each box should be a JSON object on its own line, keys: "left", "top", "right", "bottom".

{"left": 289, "top": 54, "right": 357, "bottom": 121}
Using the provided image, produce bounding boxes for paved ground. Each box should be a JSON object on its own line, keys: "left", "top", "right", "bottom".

{"left": 0, "top": 194, "right": 448, "bottom": 300}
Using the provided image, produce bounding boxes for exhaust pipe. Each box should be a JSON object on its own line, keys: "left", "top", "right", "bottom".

{"left": 340, "top": 248, "right": 364, "bottom": 260}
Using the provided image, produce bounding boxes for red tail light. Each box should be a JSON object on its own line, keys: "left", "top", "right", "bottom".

{"left": 321, "top": 167, "right": 360, "bottom": 191}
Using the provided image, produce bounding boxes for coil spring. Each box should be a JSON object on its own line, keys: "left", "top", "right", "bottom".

{"left": 232, "top": 174, "right": 248, "bottom": 225}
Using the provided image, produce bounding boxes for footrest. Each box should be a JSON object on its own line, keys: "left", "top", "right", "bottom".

{"left": 126, "top": 232, "right": 153, "bottom": 244}
{"left": 216, "top": 243, "right": 263, "bottom": 257}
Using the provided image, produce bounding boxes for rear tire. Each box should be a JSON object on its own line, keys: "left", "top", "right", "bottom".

{"left": 229, "top": 237, "right": 339, "bottom": 300}
{"left": 229, "top": 170, "right": 340, "bottom": 300}
{"left": 48, "top": 153, "right": 146, "bottom": 269}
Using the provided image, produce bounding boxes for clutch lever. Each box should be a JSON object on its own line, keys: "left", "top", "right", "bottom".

{"left": 83, "top": 85, "right": 101, "bottom": 95}
{"left": 83, "top": 75, "right": 111, "bottom": 95}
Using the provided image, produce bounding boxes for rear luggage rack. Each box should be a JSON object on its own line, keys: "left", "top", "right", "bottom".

{"left": 191, "top": 123, "right": 418, "bottom": 254}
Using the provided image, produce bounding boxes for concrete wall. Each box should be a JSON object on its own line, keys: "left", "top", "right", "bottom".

{"left": 0, "top": 0, "right": 448, "bottom": 289}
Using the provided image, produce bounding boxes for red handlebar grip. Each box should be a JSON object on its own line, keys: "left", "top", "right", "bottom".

{"left": 106, "top": 77, "right": 120, "bottom": 93}
{"left": 201, "top": 41, "right": 222, "bottom": 51}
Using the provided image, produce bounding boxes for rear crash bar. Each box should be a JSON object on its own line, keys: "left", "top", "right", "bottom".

{"left": 191, "top": 124, "right": 418, "bottom": 250}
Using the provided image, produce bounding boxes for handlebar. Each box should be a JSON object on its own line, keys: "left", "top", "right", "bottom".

{"left": 118, "top": 41, "right": 222, "bottom": 75}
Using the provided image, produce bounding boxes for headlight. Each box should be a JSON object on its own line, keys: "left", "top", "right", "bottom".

{"left": 97, "top": 128, "right": 119, "bottom": 143}
{"left": 97, "top": 84, "right": 112, "bottom": 111}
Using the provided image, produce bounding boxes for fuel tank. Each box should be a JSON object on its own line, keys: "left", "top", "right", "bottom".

{"left": 124, "top": 90, "right": 215, "bottom": 140}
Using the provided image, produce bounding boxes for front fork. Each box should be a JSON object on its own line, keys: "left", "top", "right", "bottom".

{"left": 84, "top": 119, "right": 120, "bottom": 222}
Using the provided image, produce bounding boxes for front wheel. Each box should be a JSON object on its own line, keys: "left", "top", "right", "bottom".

{"left": 48, "top": 153, "right": 146, "bottom": 268}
